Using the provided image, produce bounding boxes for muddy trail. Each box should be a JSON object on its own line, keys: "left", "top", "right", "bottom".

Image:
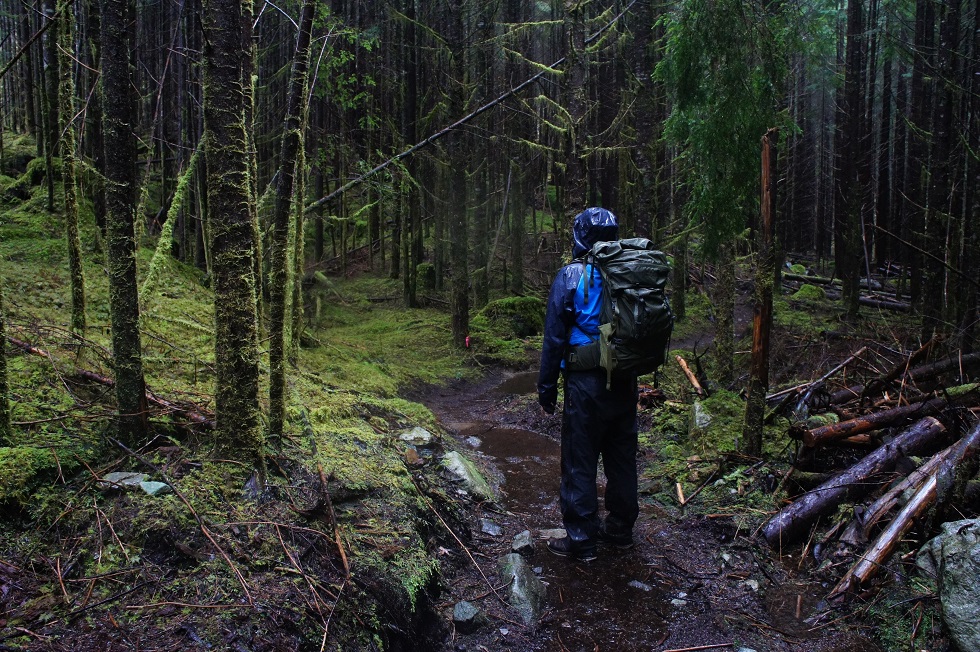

{"left": 419, "top": 371, "right": 884, "bottom": 652}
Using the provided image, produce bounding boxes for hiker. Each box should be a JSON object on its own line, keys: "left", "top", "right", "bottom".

{"left": 537, "top": 207, "right": 639, "bottom": 560}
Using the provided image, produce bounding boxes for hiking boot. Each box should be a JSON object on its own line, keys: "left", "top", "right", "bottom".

{"left": 597, "top": 526, "right": 635, "bottom": 550}
{"left": 547, "top": 536, "right": 597, "bottom": 561}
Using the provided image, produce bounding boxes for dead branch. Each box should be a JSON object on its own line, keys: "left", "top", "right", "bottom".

{"left": 825, "top": 351, "right": 980, "bottom": 407}
{"left": 829, "top": 475, "right": 937, "bottom": 600}
{"left": 675, "top": 355, "right": 705, "bottom": 396}
{"left": 319, "top": 465, "right": 350, "bottom": 577}
{"left": 862, "top": 337, "right": 940, "bottom": 399}
{"left": 839, "top": 444, "right": 957, "bottom": 546}
{"left": 409, "top": 475, "right": 509, "bottom": 609}
{"left": 761, "top": 417, "right": 947, "bottom": 548}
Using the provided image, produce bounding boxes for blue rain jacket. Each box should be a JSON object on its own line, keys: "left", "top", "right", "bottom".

{"left": 537, "top": 208, "right": 619, "bottom": 408}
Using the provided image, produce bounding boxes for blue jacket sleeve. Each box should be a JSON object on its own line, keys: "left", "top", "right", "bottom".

{"left": 537, "top": 264, "right": 582, "bottom": 407}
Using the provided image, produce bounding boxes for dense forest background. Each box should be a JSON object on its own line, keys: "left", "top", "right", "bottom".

{"left": 0, "top": 0, "right": 978, "bottom": 459}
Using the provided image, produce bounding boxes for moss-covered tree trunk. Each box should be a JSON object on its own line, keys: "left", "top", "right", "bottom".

{"left": 101, "top": 0, "right": 147, "bottom": 442}
{"left": 43, "top": 0, "right": 58, "bottom": 212}
{"left": 85, "top": 0, "right": 107, "bottom": 239}
{"left": 0, "top": 282, "right": 10, "bottom": 444}
{"left": 58, "top": 0, "right": 86, "bottom": 335}
{"left": 561, "top": 0, "right": 587, "bottom": 231}
{"left": 508, "top": 168, "right": 525, "bottom": 295}
{"left": 290, "top": 129, "right": 306, "bottom": 361}
{"left": 203, "top": 0, "right": 262, "bottom": 463}
{"left": 268, "top": 0, "right": 314, "bottom": 441}
{"left": 672, "top": 227, "right": 688, "bottom": 322}
{"left": 448, "top": 0, "right": 469, "bottom": 348}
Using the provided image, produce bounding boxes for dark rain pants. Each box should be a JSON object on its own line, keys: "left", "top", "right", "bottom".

{"left": 559, "top": 368, "right": 639, "bottom": 544}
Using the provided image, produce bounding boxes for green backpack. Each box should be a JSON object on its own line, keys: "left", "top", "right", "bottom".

{"left": 568, "top": 238, "right": 674, "bottom": 388}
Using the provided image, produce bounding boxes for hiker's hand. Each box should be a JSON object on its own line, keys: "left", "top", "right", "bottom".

{"left": 539, "top": 389, "right": 557, "bottom": 415}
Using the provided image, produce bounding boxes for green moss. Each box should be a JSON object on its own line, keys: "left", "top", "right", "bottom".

{"left": 791, "top": 283, "right": 826, "bottom": 301}
{"left": 416, "top": 262, "right": 435, "bottom": 291}
{"left": 789, "top": 263, "right": 807, "bottom": 274}
{"left": 773, "top": 294, "right": 832, "bottom": 335}
{"left": 0, "top": 446, "right": 57, "bottom": 504}
{"left": 467, "top": 296, "right": 544, "bottom": 366}
{"left": 475, "top": 296, "right": 545, "bottom": 337}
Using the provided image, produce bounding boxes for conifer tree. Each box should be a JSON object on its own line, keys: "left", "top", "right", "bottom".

{"left": 101, "top": 0, "right": 147, "bottom": 441}
{"left": 58, "top": 0, "right": 85, "bottom": 334}
{"left": 203, "top": 0, "right": 262, "bottom": 463}
{"left": 269, "top": 0, "right": 315, "bottom": 440}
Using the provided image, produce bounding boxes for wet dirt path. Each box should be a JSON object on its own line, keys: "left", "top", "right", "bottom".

{"left": 421, "top": 371, "right": 884, "bottom": 652}
{"left": 426, "top": 371, "right": 671, "bottom": 651}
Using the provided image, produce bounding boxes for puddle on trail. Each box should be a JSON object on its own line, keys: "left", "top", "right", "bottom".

{"left": 431, "top": 371, "right": 669, "bottom": 651}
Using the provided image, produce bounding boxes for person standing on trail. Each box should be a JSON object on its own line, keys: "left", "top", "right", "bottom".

{"left": 537, "top": 207, "right": 639, "bottom": 561}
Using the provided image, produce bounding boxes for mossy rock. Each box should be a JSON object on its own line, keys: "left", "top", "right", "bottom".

{"left": 474, "top": 296, "right": 545, "bottom": 338}
{"left": 791, "top": 283, "right": 826, "bottom": 301}
{"left": 790, "top": 263, "right": 807, "bottom": 275}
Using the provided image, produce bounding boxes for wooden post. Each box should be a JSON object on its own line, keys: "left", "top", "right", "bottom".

{"left": 742, "top": 128, "right": 777, "bottom": 456}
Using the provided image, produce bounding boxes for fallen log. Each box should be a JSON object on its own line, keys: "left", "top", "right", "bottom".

{"left": 827, "top": 384, "right": 864, "bottom": 406}
{"left": 857, "top": 297, "right": 911, "bottom": 312}
{"left": 862, "top": 337, "right": 940, "bottom": 399}
{"left": 796, "top": 396, "right": 948, "bottom": 447}
{"left": 782, "top": 273, "right": 885, "bottom": 292}
{"left": 907, "top": 351, "right": 980, "bottom": 384}
{"left": 840, "top": 418, "right": 980, "bottom": 546}
{"left": 761, "top": 417, "right": 947, "bottom": 548}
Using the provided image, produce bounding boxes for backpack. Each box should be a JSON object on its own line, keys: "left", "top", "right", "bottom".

{"left": 567, "top": 238, "right": 674, "bottom": 389}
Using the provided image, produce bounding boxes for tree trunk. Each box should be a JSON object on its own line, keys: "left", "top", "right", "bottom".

{"left": 203, "top": 0, "right": 262, "bottom": 464}
{"left": 58, "top": 0, "right": 86, "bottom": 335}
{"left": 85, "top": 0, "right": 107, "bottom": 238}
{"left": 713, "top": 243, "right": 735, "bottom": 386}
{"left": 0, "top": 282, "right": 9, "bottom": 444}
{"left": 268, "top": 0, "right": 314, "bottom": 441}
{"left": 101, "top": 0, "right": 148, "bottom": 442}
{"left": 743, "top": 130, "right": 777, "bottom": 456}
{"left": 448, "top": 0, "right": 469, "bottom": 348}
{"left": 560, "top": 0, "right": 587, "bottom": 234}
{"left": 834, "top": 0, "right": 864, "bottom": 319}
{"left": 43, "top": 0, "right": 58, "bottom": 211}
{"left": 920, "top": 0, "right": 960, "bottom": 340}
